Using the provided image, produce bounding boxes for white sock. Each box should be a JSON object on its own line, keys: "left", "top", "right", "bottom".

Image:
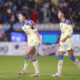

{"left": 32, "top": 60, "right": 40, "bottom": 74}
{"left": 74, "top": 58, "right": 80, "bottom": 69}
{"left": 23, "top": 60, "right": 29, "bottom": 71}
{"left": 58, "top": 60, "right": 63, "bottom": 75}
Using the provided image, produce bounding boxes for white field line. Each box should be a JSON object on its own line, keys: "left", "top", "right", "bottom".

{"left": 0, "top": 71, "right": 52, "bottom": 77}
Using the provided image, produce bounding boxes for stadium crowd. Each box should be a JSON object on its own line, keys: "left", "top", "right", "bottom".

{"left": 0, "top": 0, "right": 80, "bottom": 41}
{"left": 0, "top": 0, "right": 80, "bottom": 24}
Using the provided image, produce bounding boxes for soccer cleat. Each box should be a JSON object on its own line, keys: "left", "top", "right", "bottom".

{"left": 18, "top": 70, "right": 26, "bottom": 76}
{"left": 51, "top": 73, "right": 62, "bottom": 77}
{"left": 30, "top": 73, "right": 40, "bottom": 77}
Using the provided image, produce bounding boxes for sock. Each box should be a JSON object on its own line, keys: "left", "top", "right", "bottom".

{"left": 70, "top": 56, "right": 80, "bottom": 69}
{"left": 74, "top": 58, "right": 80, "bottom": 69}
{"left": 58, "top": 60, "right": 63, "bottom": 74}
{"left": 32, "top": 59, "right": 40, "bottom": 74}
{"left": 23, "top": 57, "right": 30, "bottom": 71}
{"left": 57, "top": 56, "right": 63, "bottom": 75}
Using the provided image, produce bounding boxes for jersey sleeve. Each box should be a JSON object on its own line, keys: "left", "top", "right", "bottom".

{"left": 27, "top": 20, "right": 37, "bottom": 31}
{"left": 28, "top": 20, "right": 35, "bottom": 27}
{"left": 29, "top": 20, "right": 38, "bottom": 32}
{"left": 65, "top": 19, "right": 73, "bottom": 36}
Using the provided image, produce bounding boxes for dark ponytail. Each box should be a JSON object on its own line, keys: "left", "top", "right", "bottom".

{"left": 58, "top": 8, "right": 72, "bottom": 24}
{"left": 18, "top": 11, "right": 29, "bottom": 19}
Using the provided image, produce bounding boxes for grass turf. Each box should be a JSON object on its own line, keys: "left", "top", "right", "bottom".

{"left": 0, "top": 56, "right": 80, "bottom": 80}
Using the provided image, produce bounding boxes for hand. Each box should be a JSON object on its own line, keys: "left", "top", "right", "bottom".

{"left": 61, "top": 36, "right": 70, "bottom": 42}
{"left": 39, "top": 41, "right": 42, "bottom": 45}
{"left": 61, "top": 37, "right": 67, "bottom": 42}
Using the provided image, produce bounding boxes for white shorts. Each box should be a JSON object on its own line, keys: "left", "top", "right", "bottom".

{"left": 28, "top": 40, "right": 39, "bottom": 49}
{"left": 59, "top": 41, "right": 73, "bottom": 52}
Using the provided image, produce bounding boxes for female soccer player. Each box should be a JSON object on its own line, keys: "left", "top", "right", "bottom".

{"left": 18, "top": 12, "right": 41, "bottom": 77}
{"left": 52, "top": 9, "right": 80, "bottom": 77}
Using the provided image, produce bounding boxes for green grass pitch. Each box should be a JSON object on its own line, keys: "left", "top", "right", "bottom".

{"left": 0, "top": 56, "right": 80, "bottom": 80}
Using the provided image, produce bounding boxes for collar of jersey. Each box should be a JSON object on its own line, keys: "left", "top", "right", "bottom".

{"left": 24, "top": 19, "right": 27, "bottom": 24}
{"left": 22, "top": 19, "right": 29, "bottom": 26}
{"left": 60, "top": 19, "right": 66, "bottom": 23}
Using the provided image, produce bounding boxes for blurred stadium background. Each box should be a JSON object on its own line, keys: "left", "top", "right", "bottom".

{"left": 0, "top": 0, "right": 80, "bottom": 80}
{"left": 0, "top": 0, "right": 80, "bottom": 56}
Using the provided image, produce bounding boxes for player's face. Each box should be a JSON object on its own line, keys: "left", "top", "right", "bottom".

{"left": 18, "top": 14, "right": 25, "bottom": 22}
{"left": 58, "top": 11, "right": 64, "bottom": 19}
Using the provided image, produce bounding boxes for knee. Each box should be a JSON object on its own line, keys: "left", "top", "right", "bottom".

{"left": 58, "top": 56, "right": 63, "bottom": 65}
{"left": 58, "top": 55, "right": 64, "bottom": 60}
{"left": 32, "top": 58, "right": 37, "bottom": 62}
{"left": 30, "top": 56, "right": 36, "bottom": 59}
{"left": 30, "top": 56, "right": 37, "bottom": 62}
{"left": 25, "top": 56, "right": 30, "bottom": 62}
{"left": 25, "top": 56, "right": 30, "bottom": 59}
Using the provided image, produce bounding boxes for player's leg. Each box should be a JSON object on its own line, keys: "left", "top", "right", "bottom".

{"left": 66, "top": 41, "right": 80, "bottom": 69}
{"left": 52, "top": 42, "right": 66, "bottom": 77}
{"left": 58, "top": 51, "right": 64, "bottom": 75}
{"left": 68, "top": 50, "right": 80, "bottom": 69}
{"left": 52, "top": 51, "right": 65, "bottom": 77}
{"left": 30, "top": 47, "right": 40, "bottom": 77}
{"left": 22, "top": 52, "right": 30, "bottom": 72}
{"left": 18, "top": 46, "right": 34, "bottom": 76}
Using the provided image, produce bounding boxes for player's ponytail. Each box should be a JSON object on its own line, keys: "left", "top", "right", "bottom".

{"left": 58, "top": 8, "right": 72, "bottom": 24}
{"left": 18, "top": 11, "right": 29, "bottom": 19}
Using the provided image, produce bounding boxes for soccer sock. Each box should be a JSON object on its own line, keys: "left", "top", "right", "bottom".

{"left": 23, "top": 57, "right": 30, "bottom": 71}
{"left": 58, "top": 56, "right": 63, "bottom": 75}
{"left": 32, "top": 59, "right": 40, "bottom": 74}
{"left": 70, "top": 56, "right": 80, "bottom": 69}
